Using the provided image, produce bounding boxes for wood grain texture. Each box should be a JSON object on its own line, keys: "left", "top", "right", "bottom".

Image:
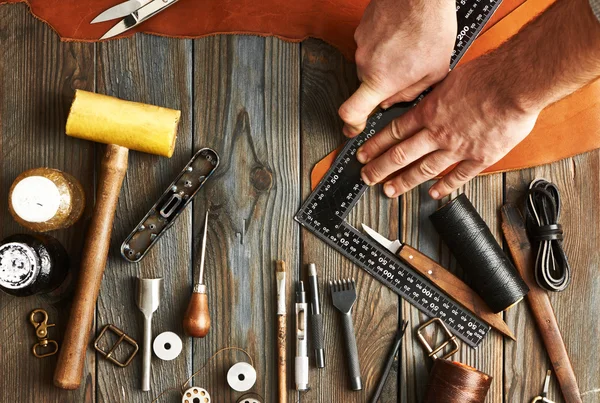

{"left": 1, "top": 4, "right": 600, "bottom": 402}
{"left": 192, "top": 35, "right": 300, "bottom": 403}
{"left": 95, "top": 34, "right": 193, "bottom": 401}
{"left": 401, "top": 176, "right": 505, "bottom": 403}
{"left": 300, "top": 38, "right": 399, "bottom": 402}
{"left": 504, "top": 154, "right": 600, "bottom": 403}
{"left": 0, "top": 4, "right": 95, "bottom": 402}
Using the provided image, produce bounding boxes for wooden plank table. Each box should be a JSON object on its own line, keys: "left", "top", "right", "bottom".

{"left": 1, "top": 4, "right": 599, "bottom": 402}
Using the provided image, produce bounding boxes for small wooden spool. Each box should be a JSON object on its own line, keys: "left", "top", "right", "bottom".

{"left": 8, "top": 168, "right": 85, "bottom": 232}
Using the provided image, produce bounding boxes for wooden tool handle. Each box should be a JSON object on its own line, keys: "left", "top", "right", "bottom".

{"left": 398, "top": 245, "right": 515, "bottom": 340}
{"left": 277, "top": 314, "right": 287, "bottom": 403}
{"left": 54, "top": 144, "right": 129, "bottom": 390}
{"left": 501, "top": 204, "right": 582, "bottom": 403}
{"left": 183, "top": 291, "right": 211, "bottom": 338}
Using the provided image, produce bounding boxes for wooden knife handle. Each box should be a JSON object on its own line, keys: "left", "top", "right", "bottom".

{"left": 398, "top": 245, "right": 514, "bottom": 340}
{"left": 54, "top": 144, "right": 129, "bottom": 390}
{"left": 501, "top": 204, "right": 582, "bottom": 403}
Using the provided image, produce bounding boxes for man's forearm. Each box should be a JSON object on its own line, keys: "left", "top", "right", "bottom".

{"left": 476, "top": 0, "right": 600, "bottom": 114}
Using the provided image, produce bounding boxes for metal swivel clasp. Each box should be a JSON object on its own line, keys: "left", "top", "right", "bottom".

{"left": 29, "top": 309, "right": 59, "bottom": 358}
{"left": 531, "top": 370, "right": 556, "bottom": 403}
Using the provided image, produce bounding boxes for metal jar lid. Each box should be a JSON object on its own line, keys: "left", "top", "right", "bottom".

{"left": 0, "top": 242, "right": 40, "bottom": 290}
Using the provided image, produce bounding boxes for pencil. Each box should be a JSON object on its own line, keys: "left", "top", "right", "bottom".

{"left": 276, "top": 260, "right": 287, "bottom": 403}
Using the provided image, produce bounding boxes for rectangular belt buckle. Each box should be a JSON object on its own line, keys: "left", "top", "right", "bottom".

{"left": 416, "top": 318, "right": 460, "bottom": 360}
{"left": 94, "top": 324, "right": 139, "bottom": 367}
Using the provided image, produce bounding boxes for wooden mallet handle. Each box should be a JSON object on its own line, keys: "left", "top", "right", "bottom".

{"left": 54, "top": 145, "right": 129, "bottom": 389}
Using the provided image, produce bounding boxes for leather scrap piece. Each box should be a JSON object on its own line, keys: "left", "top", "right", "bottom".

{"left": 0, "top": 0, "right": 369, "bottom": 60}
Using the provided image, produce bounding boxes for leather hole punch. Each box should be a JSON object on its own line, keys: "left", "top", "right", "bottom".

{"left": 416, "top": 318, "right": 460, "bottom": 360}
{"left": 29, "top": 309, "right": 59, "bottom": 358}
{"left": 93, "top": 324, "right": 139, "bottom": 367}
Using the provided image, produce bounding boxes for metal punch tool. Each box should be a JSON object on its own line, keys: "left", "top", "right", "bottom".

{"left": 92, "top": 0, "right": 181, "bottom": 40}
{"left": 136, "top": 277, "right": 162, "bottom": 391}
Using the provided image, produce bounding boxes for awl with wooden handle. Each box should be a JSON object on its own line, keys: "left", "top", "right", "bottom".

{"left": 183, "top": 210, "right": 211, "bottom": 338}
{"left": 501, "top": 204, "right": 581, "bottom": 403}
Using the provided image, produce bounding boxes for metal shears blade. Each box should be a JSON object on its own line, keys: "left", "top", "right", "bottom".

{"left": 95, "top": 0, "right": 179, "bottom": 40}
{"left": 91, "top": 0, "right": 151, "bottom": 24}
{"left": 361, "top": 224, "right": 402, "bottom": 254}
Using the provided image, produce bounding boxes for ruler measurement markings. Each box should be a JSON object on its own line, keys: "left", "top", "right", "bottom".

{"left": 300, "top": 213, "right": 489, "bottom": 347}
{"left": 297, "top": 0, "right": 502, "bottom": 348}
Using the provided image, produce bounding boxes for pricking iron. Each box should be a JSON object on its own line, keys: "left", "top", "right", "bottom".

{"left": 122, "top": 148, "right": 219, "bottom": 262}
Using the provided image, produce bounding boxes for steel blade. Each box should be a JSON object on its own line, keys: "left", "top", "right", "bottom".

{"left": 100, "top": 19, "right": 133, "bottom": 40}
{"left": 91, "top": 0, "right": 147, "bottom": 23}
{"left": 361, "top": 224, "right": 402, "bottom": 254}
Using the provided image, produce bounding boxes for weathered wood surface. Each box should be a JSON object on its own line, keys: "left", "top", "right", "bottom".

{"left": 300, "top": 39, "right": 399, "bottom": 402}
{"left": 192, "top": 35, "right": 300, "bottom": 403}
{"left": 95, "top": 34, "right": 193, "bottom": 402}
{"left": 1, "top": 4, "right": 600, "bottom": 403}
{"left": 0, "top": 4, "right": 95, "bottom": 403}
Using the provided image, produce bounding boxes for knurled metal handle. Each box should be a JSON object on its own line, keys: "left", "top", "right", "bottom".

{"left": 341, "top": 313, "right": 362, "bottom": 391}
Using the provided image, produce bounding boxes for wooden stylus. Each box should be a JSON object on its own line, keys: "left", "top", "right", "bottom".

{"left": 183, "top": 210, "right": 211, "bottom": 338}
{"left": 501, "top": 204, "right": 582, "bottom": 403}
{"left": 275, "top": 260, "right": 287, "bottom": 403}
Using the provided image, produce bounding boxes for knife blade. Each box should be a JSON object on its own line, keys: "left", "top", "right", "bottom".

{"left": 91, "top": 0, "right": 150, "bottom": 24}
{"left": 361, "top": 224, "right": 402, "bottom": 254}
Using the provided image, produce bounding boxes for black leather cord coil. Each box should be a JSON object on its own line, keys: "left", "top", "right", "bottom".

{"left": 430, "top": 194, "right": 529, "bottom": 313}
{"left": 525, "top": 178, "right": 571, "bottom": 292}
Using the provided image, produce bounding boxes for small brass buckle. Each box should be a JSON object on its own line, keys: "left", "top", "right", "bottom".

{"left": 29, "top": 309, "right": 59, "bottom": 358}
{"left": 416, "top": 318, "right": 459, "bottom": 360}
{"left": 94, "top": 324, "right": 139, "bottom": 367}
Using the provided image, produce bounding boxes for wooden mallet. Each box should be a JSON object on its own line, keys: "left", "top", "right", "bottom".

{"left": 54, "top": 90, "right": 181, "bottom": 390}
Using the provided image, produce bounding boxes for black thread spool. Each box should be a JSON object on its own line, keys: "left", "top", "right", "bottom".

{"left": 429, "top": 194, "right": 529, "bottom": 313}
{"left": 423, "top": 359, "right": 492, "bottom": 403}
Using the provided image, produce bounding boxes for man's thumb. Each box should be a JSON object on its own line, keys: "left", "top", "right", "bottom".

{"left": 339, "top": 82, "right": 387, "bottom": 136}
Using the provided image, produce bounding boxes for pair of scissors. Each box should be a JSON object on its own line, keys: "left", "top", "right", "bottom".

{"left": 92, "top": 0, "right": 180, "bottom": 40}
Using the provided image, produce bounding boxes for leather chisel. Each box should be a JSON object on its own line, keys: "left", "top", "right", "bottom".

{"left": 361, "top": 224, "right": 514, "bottom": 339}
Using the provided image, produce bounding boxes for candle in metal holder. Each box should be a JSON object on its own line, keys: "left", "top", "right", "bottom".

{"left": 8, "top": 168, "right": 85, "bottom": 232}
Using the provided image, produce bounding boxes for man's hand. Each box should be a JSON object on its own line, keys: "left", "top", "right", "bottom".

{"left": 356, "top": 59, "right": 539, "bottom": 199}
{"left": 338, "top": 0, "right": 457, "bottom": 137}
{"left": 351, "top": 0, "right": 600, "bottom": 199}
